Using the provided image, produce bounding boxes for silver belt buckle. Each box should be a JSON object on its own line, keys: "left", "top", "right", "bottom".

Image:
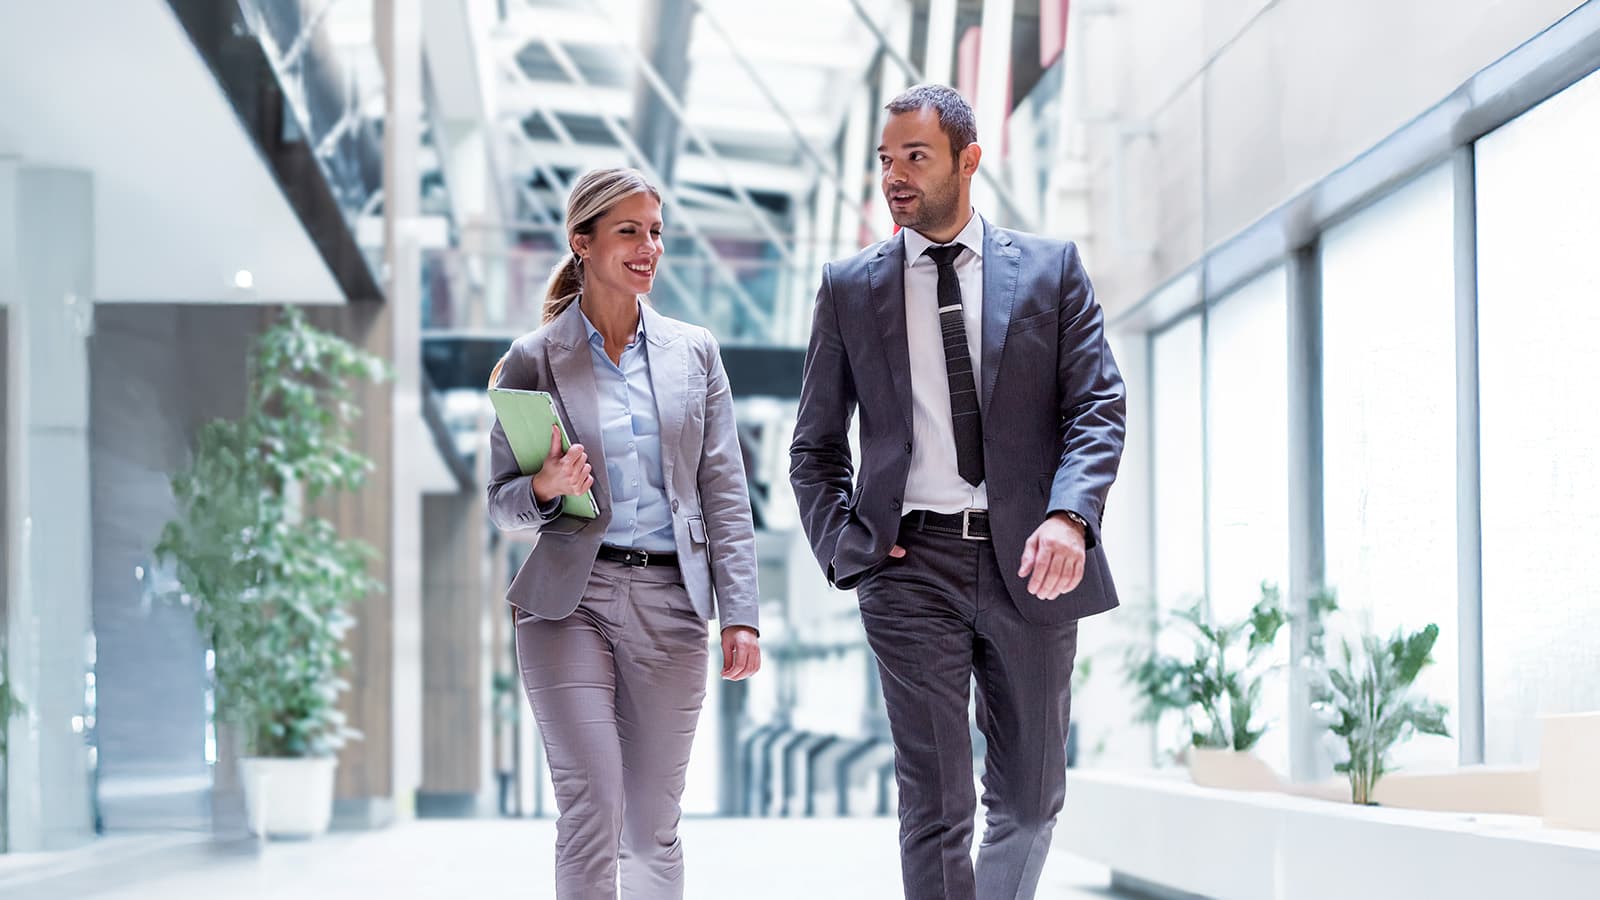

{"left": 960, "top": 509, "right": 983, "bottom": 541}
{"left": 634, "top": 549, "right": 650, "bottom": 566}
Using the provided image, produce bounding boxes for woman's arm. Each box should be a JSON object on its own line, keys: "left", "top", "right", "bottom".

{"left": 693, "top": 328, "right": 760, "bottom": 634}
{"left": 486, "top": 342, "right": 590, "bottom": 532}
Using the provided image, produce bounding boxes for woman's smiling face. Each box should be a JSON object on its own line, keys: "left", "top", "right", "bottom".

{"left": 575, "top": 191, "right": 664, "bottom": 296}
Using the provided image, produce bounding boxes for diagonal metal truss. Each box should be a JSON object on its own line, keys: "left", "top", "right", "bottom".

{"left": 582, "top": 0, "right": 797, "bottom": 267}
{"left": 503, "top": 94, "right": 716, "bottom": 326}
{"left": 846, "top": 0, "right": 1040, "bottom": 232}
{"left": 690, "top": 0, "right": 867, "bottom": 217}
{"left": 514, "top": 35, "right": 773, "bottom": 332}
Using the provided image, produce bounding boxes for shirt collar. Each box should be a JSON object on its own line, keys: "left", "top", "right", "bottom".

{"left": 905, "top": 209, "right": 985, "bottom": 266}
{"left": 580, "top": 299, "right": 647, "bottom": 348}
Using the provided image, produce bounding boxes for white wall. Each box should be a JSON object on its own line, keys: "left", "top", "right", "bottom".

{"left": 1074, "top": 0, "right": 1587, "bottom": 316}
{"left": 0, "top": 0, "right": 344, "bottom": 305}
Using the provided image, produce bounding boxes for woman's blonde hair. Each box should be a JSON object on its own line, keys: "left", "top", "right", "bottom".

{"left": 543, "top": 168, "right": 664, "bottom": 324}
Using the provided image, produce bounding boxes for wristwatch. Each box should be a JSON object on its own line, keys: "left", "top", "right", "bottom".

{"left": 1061, "top": 510, "right": 1089, "bottom": 532}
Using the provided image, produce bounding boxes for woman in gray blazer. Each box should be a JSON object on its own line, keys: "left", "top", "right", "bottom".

{"left": 486, "top": 168, "right": 760, "bottom": 900}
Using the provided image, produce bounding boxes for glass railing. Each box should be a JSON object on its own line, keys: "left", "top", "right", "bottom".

{"left": 236, "top": 0, "right": 387, "bottom": 269}
{"left": 422, "top": 237, "right": 816, "bottom": 347}
{"left": 165, "top": 0, "right": 388, "bottom": 299}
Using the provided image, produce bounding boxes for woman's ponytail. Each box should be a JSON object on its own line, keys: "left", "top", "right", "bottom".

{"left": 542, "top": 252, "right": 583, "bottom": 324}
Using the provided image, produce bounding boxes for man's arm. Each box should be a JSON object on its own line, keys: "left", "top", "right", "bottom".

{"left": 787, "top": 263, "right": 859, "bottom": 583}
{"left": 1048, "top": 241, "right": 1127, "bottom": 546}
{"left": 1019, "top": 242, "right": 1127, "bottom": 600}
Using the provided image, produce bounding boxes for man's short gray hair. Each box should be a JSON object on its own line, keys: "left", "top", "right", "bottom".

{"left": 884, "top": 84, "right": 977, "bottom": 156}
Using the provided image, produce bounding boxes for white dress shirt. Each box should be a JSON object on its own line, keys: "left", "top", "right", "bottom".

{"left": 901, "top": 210, "right": 988, "bottom": 514}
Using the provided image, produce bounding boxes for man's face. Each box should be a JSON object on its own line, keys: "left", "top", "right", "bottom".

{"left": 878, "top": 107, "right": 975, "bottom": 235}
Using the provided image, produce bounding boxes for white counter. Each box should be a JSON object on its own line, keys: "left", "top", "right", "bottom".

{"left": 1056, "top": 769, "right": 1600, "bottom": 900}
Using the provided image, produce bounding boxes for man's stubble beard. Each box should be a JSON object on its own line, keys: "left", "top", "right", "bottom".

{"left": 892, "top": 165, "right": 963, "bottom": 235}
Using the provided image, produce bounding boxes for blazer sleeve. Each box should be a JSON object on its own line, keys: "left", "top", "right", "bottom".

{"left": 486, "top": 342, "right": 562, "bottom": 533}
{"left": 694, "top": 328, "right": 760, "bottom": 632}
{"left": 786, "top": 262, "right": 859, "bottom": 585}
{"left": 1048, "top": 242, "right": 1127, "bottom": 547}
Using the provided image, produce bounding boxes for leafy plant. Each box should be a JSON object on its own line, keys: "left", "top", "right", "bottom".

{"left": 0, "top": 639, "right": 24, "bottom": 853}
{"left": 155, "top": 307, "right": 386, "bottom": 758}
{"left": 1301, "top": 588, "right": 1341, "bottom": 660}
{"left": 1126, "top": 583, "right": 1288, "bottom": 752}
{"left": 1073, "top": 654, "right": 1095, "bottom": 689}
{"left": 491, "top": 672, "right": 520, "bottom": 724}
{"left": 1309, "top": 623, "right": 1451, "bottom": 805}
{"left": 0, "top": 639, "right": 23, "bottom": 761}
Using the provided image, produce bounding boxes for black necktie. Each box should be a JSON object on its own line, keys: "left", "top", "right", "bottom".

{"left": 922, "top": 244, "right": 984, "bottom": 487}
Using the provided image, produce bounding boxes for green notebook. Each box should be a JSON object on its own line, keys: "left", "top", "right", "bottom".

{"left": 488, "top": 387, "right": 599, "bottom": 520}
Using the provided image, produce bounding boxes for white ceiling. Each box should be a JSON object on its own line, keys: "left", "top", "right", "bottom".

{"left": 0, "top": 0, "right": 345, "bottom": 305}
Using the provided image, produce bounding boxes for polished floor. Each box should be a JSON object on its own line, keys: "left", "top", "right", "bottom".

{"left": 4, "top": 818, "right": 1127, "bottom": 899}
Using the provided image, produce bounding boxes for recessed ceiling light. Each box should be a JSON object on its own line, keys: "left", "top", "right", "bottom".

{"left": 234, "top": 269, "right": 255, "bottom": 290}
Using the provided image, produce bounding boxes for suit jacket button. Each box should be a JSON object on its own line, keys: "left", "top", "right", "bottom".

{"left": 890, "top": 498, "right": 902, "bottom": 511}
{"left": 904, "top": 442, "right": 912, "bottom": 454}
{"left": 672, "top": 499, "right": 680, "bottom": 512}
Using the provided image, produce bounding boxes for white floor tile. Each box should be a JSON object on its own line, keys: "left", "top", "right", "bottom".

{"left": 31, "top": 818, "right": 1120, "bottom": 899}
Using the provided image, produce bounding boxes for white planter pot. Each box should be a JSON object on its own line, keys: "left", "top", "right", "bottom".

{"left": 239, "top": 756, "right": 337, "bottom": 838}
{"left": 1186, "top": 748, "right": 1284, "bottom": 792}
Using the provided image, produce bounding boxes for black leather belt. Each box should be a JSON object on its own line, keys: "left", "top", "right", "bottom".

{"left": 901, "top": 509, "right": 991, "bottom": 541}
{"left": 597, "top": 544, "right": 679, "bottom": 567}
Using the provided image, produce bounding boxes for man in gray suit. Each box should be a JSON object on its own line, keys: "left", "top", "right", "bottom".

{"left": 789, "top": 85, "right": 1126, "bottom": 900}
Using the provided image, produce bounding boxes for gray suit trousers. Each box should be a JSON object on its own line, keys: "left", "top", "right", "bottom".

{"left": 515, "top": 558, "right": 710, "bottom": 900}
{"left": 856, "top": 525, "right": 1079, "bottom": 900}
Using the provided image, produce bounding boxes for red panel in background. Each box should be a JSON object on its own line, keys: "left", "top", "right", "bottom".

{"left": 1041, "top": 0, "right": 1070, "bottom": 68}
{"left": 957, "top": 26, "right": 982, "bottom": 105}
{"left": 955, "top": 26, "right": 1014, "bottom": 157}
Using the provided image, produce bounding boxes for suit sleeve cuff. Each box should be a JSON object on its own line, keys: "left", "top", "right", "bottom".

{"left": 535, "top": 491, "right": 564, "bottom": 521}
{"left": 1050, "top": 508, "right": 1100, "bottom": 550}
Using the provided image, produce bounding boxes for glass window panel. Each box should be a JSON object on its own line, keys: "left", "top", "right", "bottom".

{"left": 1476, "top": 67, "right": 1600, "bottom": 765}
{"left": 1206, "top": 267, "right": 1290, "bottom": 620}
{"left": 1152, "top": 315, "right": 1205, "bottom": 619}
{"left": 1151, "top": 314, "right": 1205, "bottom": 760}
{"left": 1076, "top": 330, "right": 1156, "bottom": 769}
{"left": 1321, "top": 163, "right": 1459, "bottom": 769}
{"left": 1205, "top": 267, "right": 1291, "bottom": 774}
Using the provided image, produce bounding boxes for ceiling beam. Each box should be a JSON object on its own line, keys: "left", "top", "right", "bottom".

{"left": 503, "top": 139, "right": 815, "bottom": 194}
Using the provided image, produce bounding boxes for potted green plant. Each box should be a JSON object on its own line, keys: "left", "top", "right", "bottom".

{"left": 0, "top": 639, "right": 26, "bottom": 853}
{"left": 1308, "top": 622, "right": 1451, "bottom": 805}
{"left": 155, "top": 307, "right": 386, "bottom": 838}
{"left": 1126, "top": 583, "right": 1288, "bottom": 789}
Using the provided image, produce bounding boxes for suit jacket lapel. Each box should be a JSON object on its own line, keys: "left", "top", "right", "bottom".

{"left": 868, "top": 231, "right": 914, "bottom": 431}
{"left": 639, "top": 302, "right": 687, "bottom": 491}
{"left": 546, "top": 303, "right": 612, "bottom": 511}
{"left": 980, "top": 220, "right": 1021, "bottom": 414}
